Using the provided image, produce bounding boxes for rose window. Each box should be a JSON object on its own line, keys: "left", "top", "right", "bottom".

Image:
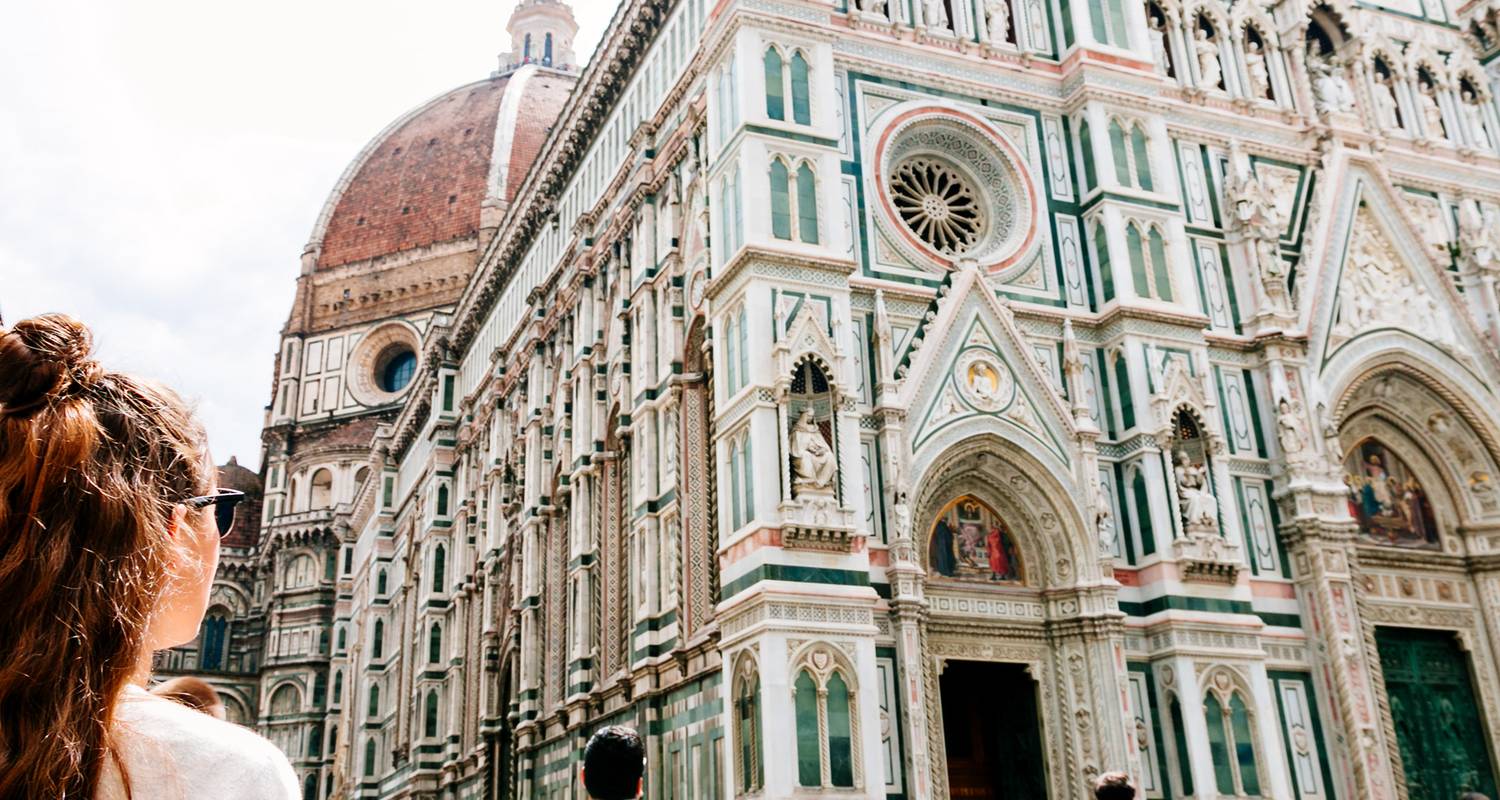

{"left": 889, "top": 157, "right": 984, "bottom": 255}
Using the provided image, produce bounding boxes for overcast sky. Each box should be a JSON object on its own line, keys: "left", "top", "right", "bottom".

{"left": 0, "top": 0, "right": 613, "bottom": 471}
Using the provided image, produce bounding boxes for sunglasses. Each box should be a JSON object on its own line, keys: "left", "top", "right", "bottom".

{"left": 183, "top": 488, "right": 247, "bottom": 537}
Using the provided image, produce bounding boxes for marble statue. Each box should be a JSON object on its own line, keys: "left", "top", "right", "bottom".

{"left": 1150, "top": 17, "right": 1171, "bottom": 76}
{"left": 922, "top": 0, "right": 949, "bottom": 32}
{"left": 1462, "top": 89, "right": 1492, "bottom": 149}
{"left": 1374, "top": 75, "right": 1402, "bottom": 131}
{"left": 1194, "top": 28, "right": 1221, "bottom": 90}
{"left": 1276, "top": 397, "right": 1309, "bottom": 461}
{"left": 1310, "top": 56, "right": 1353, "bottom": 114}
{"left": 983, "top": 0, "right": 1011, "bottom": 45}
{"left": 790, "top": 407, "right": 837, "bottom": 493}
{"left": 1175, "top": 450, "right": 1219, "bottom": 528}
{"left": 1245, "top": 39, "right": 1270, "bottom": 100}
{"left": 1420, "top": 82, "right": 1446, "bottom": 140}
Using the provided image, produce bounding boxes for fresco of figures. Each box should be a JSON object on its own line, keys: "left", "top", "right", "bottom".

{"left": 1343, "top": 439, "right": 1440, "bottom": 550}
{"left": 927, "top": 495, "right": 1022, "bottom": 582}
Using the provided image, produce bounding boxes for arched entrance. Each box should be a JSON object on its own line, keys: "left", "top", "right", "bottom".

{"left": 1331, "top": 364, "right": 1500, "bottom": 798}
{"left": 906, "top": 434, "right": 1127, "bottom": 800}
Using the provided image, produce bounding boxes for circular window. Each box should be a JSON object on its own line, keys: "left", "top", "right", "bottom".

{"left": 871, "top": 106, "right": 1039, "bottom": 274}
{"left": 347, "top": 322, "right": 422, "bottom": 407}
{"left": 890, "top": 157, "right": 985, "bottom": 255}
{"left": 378, "top": 347, "right": 417, "bottom": 393}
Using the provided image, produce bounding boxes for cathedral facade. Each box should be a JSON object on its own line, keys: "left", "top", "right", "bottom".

{"left": 158, "top": 0, "right": 1500, "bottom": 797}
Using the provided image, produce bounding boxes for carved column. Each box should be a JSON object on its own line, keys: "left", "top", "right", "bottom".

{"left": 1279, "top": 491, "right": 1397, "bottom": 800}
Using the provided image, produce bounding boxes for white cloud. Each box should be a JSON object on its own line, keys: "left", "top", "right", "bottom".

{"left": 0, "top": 0, "right": 615, "bottom": 471}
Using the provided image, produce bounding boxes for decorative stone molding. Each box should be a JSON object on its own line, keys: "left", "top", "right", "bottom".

{"left": 1173, "top": 531, "right": 1243, "bottom": 584}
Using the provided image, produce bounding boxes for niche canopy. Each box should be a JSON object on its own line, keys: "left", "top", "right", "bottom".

{"left": 872, "top": 105, "right": 1039, "bottom": 274}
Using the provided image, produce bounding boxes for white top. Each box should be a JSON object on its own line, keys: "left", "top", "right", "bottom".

{"left": 96, "top": 685, "right": 300, "bottom": 800}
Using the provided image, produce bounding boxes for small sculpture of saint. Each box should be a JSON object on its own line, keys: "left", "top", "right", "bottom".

{"left": 790, "top": 407, "right": 837, "bottom": 494}
{"left": 1174, "top": 450, "right": 1218, "bottom": 529}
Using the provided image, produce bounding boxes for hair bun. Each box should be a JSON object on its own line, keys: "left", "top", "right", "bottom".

{"left": 0, "top": 313, "right": 101, "bottom": 416}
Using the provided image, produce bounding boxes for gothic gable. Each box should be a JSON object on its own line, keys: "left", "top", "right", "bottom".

{"left": 902, "top": 264, "right": 1073, "bottom": 470}
{"left": 1308, "top": 163, "right": 1493, "bottom": 378}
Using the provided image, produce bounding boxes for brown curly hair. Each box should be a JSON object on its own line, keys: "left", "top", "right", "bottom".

{"left": 0, "top": 313, "right": 211, "bottom": 797}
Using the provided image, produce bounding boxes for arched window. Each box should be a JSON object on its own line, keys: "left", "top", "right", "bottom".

{"left": 524, "top": 33, "right": 532, "bottom": 59}
{"left": 337, "top": 626, "right": 347, "bottom": 652}
{"left": 377, "top": 569, "right": 387, "bottom": 596}
{"left": 303, "top": 772, "right": 316, "bottom": 799}
{"left": 1093, "top": 221, "right": 1114, "bottom": 302}
{"left": 436, "top": 483, "right": 449, "bottom": 516}
{"left": 763, "top": 47, "right": 785, "bottom": 120}
{"left": 740, "top": 434, "right": 754, "bottom": 528}
{"left": 791, "top": 646, "right": 861, "bottom": 789}
{"left": 733, "top": 655, "right": 764, "bottom": 794}
{"left": 769, "top": 158, "right": 818, "bottom": 243}
{"left": 307, "top": 724, "right": 323, "bottom": 757}
{"left": 429, "top": 621, "right": 443, "bottom": 665}
{"left": 199, "top": 611, "right": 229, "bottom": 671}
{"left": 1147, "top": 226, "right": 1172, "bottom": 301}
{"left": 318, "top": 629, "right": 329, "bottom": 655}
{"left": 1088, "top": 0, "right": 1129, "bottom": 47}
{"left": 796, "top": 162, "right": 818, "bottom": 244}
{"left": 364, "top": 737, "right": 377, "bottom": 777}
{"left": 328, "top": 723, "right": 337, "bottom": 755}
{"left": 1126, "top": 222, "right": 1172, "bottom": 301}
{"left": 424, "top": 689, "right": 440, "bottom": 738}
{"left": 367, "top": 683, "right": 380, "bottom": 720}
{"left": 770, "top": 159, "right": 791, "bottom": 239}
{"left": 724, "top": 313, "right": 740, "bottom": 393}
{"left": 270, "top": 683, "right": 302, "bottom": 716}
{"left": 1204, "top": 680, "right": 1262, "bottom": 796}
{"left": 790, "top": 52, "right": 811, "bottom": 125}
{"left": 544, "top": 32, "right": 553, "bottom": 64}
{"left": 736, "top": 307, "right": 748, "bottom": 392}
{"left": 284, "top": 554, "right": 316, "bottom": 589}
{"left": 1109, "top": 120, "right": 1131, "bottom": 185}
{"left": 372, "top": 619, "right": 384, "bottom": 658}
{"left": 729, "top": 439, "right": 743, "bottom": 530}
{"left": 310, "top": 468, "right": 333, "bottom": 509}
{"left": 1130, "top": 124, "right": 1153, "bottom": 190}
{"left": 312, "top": 672, "right": 327, "bottom": 707}
{"left": 333, "top": 670, "right": 343, "bottom": 704}
{"left": 432, "top": 543, "right": 446, "bottom": 591}
{"left": 1078, "top": 118, "right": 1097, "bottom": 192}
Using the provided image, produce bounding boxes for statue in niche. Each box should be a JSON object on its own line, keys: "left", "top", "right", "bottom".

{"left": 1462, "top": 88, "right": 1492, "bottom": 149}
{"left": 790, "top": 407, "right": 837, "bottom": 494}
{"left": 1419, "top": 80, "right": 1447, "bottom": 139}
{"left": 1244, "top": 38, "right": 1271, "bottom": 100}
{"left": 1225, "top": 156, "right": 1290, "bottom": 313}
{"left": 1149, "top": 13, "right": 1172, "bottom": 77}
{"left": 922, "top": 0, "right": 949, "bottom": 32}
{"left": 1310, "top": 55, "right": 1354, "bottom": 114}
{"left": 1174, "top": 450, "right": 1219, "bottom": 530}
{"left": 1374, "top": 71, "right": 1402, "bottom": 131}
{"left": 1459, "top": 199, "right": 1499, "bottom": 272}
{"left": 1096, "top": 506, "right": 1117, "bottom": 556}
{"left": 983, "top": 0, "right": 1011, "bottom": 45}
{"left": 1194, "top": 27, "right": 1222, "bottom": 90}
{"left": 1275, "top": 397, "right": 1310, "bottom": 464}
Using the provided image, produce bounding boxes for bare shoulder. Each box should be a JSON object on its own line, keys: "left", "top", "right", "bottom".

{"left": 112, "top": 690, "right": 300, "bottom": 799}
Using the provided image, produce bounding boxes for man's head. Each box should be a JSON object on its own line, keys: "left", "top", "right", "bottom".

{"left": 1094, "top": 771, "right": 1136, "bottom": 800}
{"left": 581, "top": 725, "right": 645, "bottom": 800}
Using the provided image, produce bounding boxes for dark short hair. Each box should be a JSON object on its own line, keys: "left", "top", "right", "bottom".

{"left": 1459, "top": 793, "right": 1491, "bottom": 800}
{"left": 583, "top": 725, "right": 644, "bottom": 800}
{"left": 1094, "top": 771, "right": 1135, "bottom": 800}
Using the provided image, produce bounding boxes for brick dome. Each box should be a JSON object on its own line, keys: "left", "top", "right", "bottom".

{"left": 309, "top": 65, "right": 574, "bottom": 270}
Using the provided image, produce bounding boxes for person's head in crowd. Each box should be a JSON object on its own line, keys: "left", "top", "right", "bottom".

{"left": 1094, "top": 770, "right": 1136, "bottom": 800}
{"left": 581, "top": 725, "right": 645, "bottom": 799}
{"left": 152, "top": 676, "right": 226, "bottom": 720}
{"left": 0, "top": 314, "right": 236, "bottom": 797}
{"left": 1459, "top": 792, "right": 1492, "bottom": 800}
